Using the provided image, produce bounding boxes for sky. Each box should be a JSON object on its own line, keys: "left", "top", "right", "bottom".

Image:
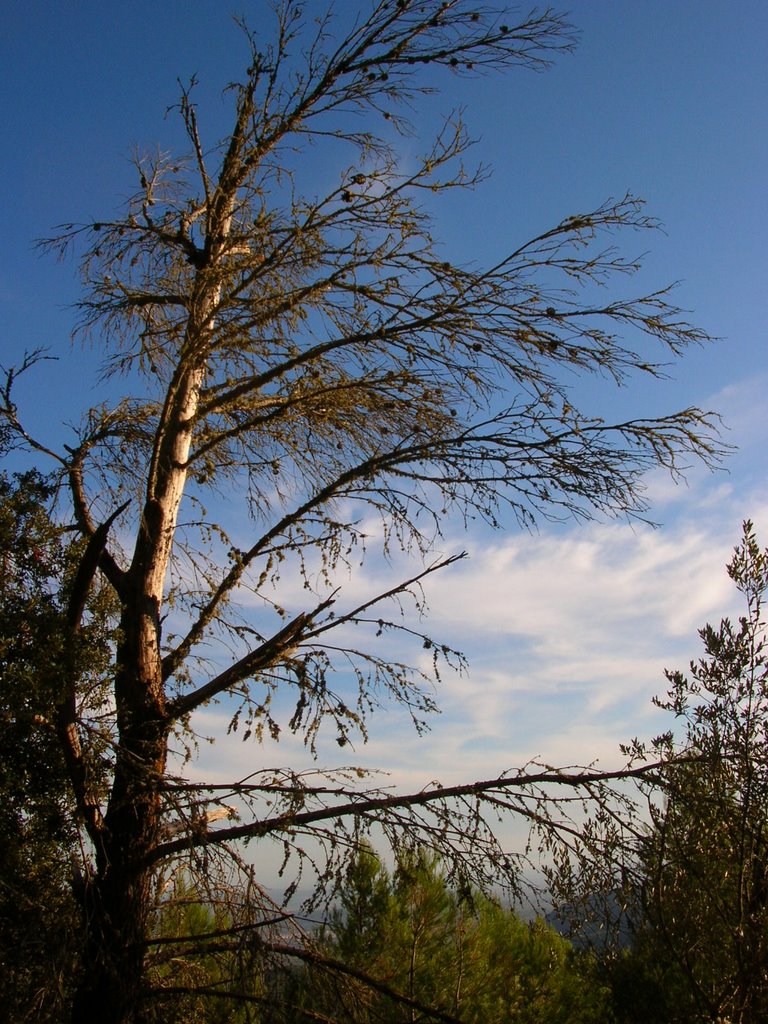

{"left": 2, "top": 2, "right": 768, "bottom": 850}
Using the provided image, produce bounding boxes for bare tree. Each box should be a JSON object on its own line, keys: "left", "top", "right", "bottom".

{"left": 2, "top": 2, "right": 725, "bottom": 1022}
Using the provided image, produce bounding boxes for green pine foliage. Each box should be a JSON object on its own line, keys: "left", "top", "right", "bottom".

{"left": 292, "top": 845, "right": 612, "bottom": 1024}
{"left": 144, "top": 875, "right": 263, "bottom": 1024}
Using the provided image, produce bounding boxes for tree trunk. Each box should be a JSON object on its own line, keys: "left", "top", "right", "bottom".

{"left": 70, "top": 807, "right": 160, "bottom": 1022}
{"left": 70, "top": 590, "right": 169, "bottom": 1023}
{"left": 70, "top": 739, "right": 168, "bottom": 1022}
{"left": 69, "top": 158, "right": 232, "bottom": 1022}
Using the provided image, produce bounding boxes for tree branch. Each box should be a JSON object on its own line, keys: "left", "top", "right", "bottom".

{"left": 150, "top": 760, "right": 673, "bottom": 864}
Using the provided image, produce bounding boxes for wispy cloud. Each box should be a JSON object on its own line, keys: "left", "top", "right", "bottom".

{"left": 179, "top": 374, "right": 768, "bottom": 838}
{"left": 188, "top": 484, "right": 766, "bottom": 784}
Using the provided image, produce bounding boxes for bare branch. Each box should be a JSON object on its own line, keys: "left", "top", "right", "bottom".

{"left": 150, "top": 759, "right": 673, "bottom": 864}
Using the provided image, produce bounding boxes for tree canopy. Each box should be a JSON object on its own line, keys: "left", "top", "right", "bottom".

{"left": 0, "top": 471, "right": 117, "bottom": 1021}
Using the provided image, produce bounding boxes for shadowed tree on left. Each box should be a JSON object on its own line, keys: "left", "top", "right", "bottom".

{"left": 0, "top": 470, "right": 118, "bottom": 1022}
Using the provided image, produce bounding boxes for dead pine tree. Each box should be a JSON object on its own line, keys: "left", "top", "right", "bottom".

{"left": 2, "top": 3, "right": 725, "bottom": 1022}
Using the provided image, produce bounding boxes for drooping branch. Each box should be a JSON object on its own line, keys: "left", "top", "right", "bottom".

{"left": 150, "top": 759, "right": 674, "bottom": 864}
{"left": 0, "top": 350, "right": 68, "bottom": 466}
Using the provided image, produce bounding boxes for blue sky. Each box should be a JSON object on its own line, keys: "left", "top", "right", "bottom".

{"left": 2, "top": 2, "right": 767, "bottom": 808}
